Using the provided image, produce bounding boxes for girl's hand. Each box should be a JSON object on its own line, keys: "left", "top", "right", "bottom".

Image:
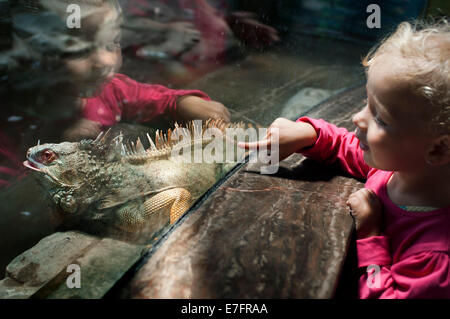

{"left": 237, "top": 117, "right": 317, "bottom": 162}
{"left": 176, "top": 96, "right": 231, "bottom": 123}
{"left": 346, "top": 188, "right": 383, "bottom": 239}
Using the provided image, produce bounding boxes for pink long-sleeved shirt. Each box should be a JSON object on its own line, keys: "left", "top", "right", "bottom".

{"left": 296, "top": 116, "right": 450, "bottom": 299}
{"left": 81, "top": 73, "right": 211, "bottom": 126}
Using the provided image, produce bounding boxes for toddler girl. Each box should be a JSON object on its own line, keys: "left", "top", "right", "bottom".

{"left": 239, "top": 20, "right": 450, "bottom": 298}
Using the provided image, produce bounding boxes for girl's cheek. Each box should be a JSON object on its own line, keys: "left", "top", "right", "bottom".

{"left": 65, "top": 59, "right": 90, "bottom": 79}
{"left": 366, "top": 124, "right": 380, "bottom": 145}
{"left": 367, "top": 128, "right": 393, "bottom": 160}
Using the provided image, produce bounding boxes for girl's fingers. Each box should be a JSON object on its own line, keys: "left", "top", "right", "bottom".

{"left": 354, "top": 188, "right": 370, "bottom": 201}
{"left": 237, "top": 122, "right": 280, "bottom": 149}
{"left": 237, "top": 139, "right": 271, "bottom": 150}
{"left": 346, "top": 196, "right": 356, "bottom": 208}
{"left": 347, "top": 191, "right": 357, "bottom": 202}
{"left": 356, "top": 191, "right": 367, "bottom": 202}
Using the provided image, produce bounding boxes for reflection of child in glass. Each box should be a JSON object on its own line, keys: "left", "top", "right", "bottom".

{"left": 0, "top": 0, "right": 230, "bottom": 187}
{"left": 239, "top": 21, "right": 450, "bottom": 298}
{"left": 57, "top": 0, "right": 230, "bottom": 141}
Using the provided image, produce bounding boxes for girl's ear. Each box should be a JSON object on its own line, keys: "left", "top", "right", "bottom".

{"left": 426, "top": 134, "right": 450, "bottom": 166}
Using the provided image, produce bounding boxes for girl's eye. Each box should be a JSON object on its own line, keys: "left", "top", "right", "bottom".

{"left": 374, "top": 115, "right": 387, "bottom": 127}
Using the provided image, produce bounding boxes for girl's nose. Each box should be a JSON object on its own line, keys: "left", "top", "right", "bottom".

{"left": 352, "top": 107, "right": 368, "bottom": 131}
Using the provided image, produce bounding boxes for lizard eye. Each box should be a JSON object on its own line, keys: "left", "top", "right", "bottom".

{"left": 39, "top": 149, "right": 57, "bottom": 164}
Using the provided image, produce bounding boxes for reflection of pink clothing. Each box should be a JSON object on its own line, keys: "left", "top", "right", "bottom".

{"left": 82, "top": 73, "right": 210, "bottom": 126}
{"left": 296, "top": 117, "right": 450, "bottom": 299}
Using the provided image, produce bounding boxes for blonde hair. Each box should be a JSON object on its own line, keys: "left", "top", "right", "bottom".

{"left": 363, "top": 19, "right": 450, "bottom": 136}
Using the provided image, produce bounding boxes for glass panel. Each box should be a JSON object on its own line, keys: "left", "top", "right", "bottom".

{"left": 0, "top": 0, "right": 429, "bottom": 297}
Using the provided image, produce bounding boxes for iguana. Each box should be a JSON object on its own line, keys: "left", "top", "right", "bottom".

{"left": 23, "top": 119, "right": 253, "bottom": 240}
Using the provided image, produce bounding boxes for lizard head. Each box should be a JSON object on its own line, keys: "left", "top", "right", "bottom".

{"left": 23, "top": 131, "right": 121, "bottom": 214}
{"left": 25, "top": 142, "right": 86, "bottom": 187}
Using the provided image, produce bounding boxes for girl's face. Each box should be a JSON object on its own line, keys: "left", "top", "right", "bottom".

{"left": 352, "top": 55, "right": 433, "bottom": 172}
{"left": 63, "top": 4, "right": 122, "bottom": 97}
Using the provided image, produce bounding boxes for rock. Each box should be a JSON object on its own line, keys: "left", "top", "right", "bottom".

{"left": 0, "top": 231, "right": 98, "bottom": 298}
{"left": 46, "top": 238, "right": 146, "bottom": 299}
{"left": 5, "top": 231, "right": 98, "bottom": 287}
{"left": 0, "top": 230, "right": 147, "bottom": 299}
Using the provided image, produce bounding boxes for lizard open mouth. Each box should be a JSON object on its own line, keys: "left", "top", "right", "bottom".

{"left": 23, "top": 160, "right": 43, "bottom": 172}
